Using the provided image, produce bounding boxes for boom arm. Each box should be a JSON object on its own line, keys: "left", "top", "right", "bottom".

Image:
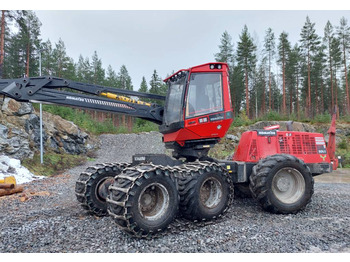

{"left": 0, "top": 76, "right": 165, "bottom": 124}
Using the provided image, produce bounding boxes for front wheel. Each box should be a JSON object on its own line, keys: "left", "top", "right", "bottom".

{"left": 107, "top": 164, "right": 179, "bottom": 238}
{"left": 249, "top": 154, "right": 314, "bottom": 214}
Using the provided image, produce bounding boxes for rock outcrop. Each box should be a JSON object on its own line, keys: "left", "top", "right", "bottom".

{"left": 0, "top": 98, "right": 97, "bottom": 160}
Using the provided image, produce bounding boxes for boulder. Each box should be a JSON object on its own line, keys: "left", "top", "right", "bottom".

{"left": 249, "top": 121, "right": 316, "bottom": 132}
{"left": 1, "top": 98, "right": 33, "bottom": 116}
{"left": 0, "top": 99, "right": 97, "bottom": 160}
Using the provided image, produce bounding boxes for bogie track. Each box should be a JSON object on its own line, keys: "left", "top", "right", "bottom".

{"left": 75, "top": 162, "right": 130, "bottom": 216}
{"left": 103, "top": 161, "right": 233, "bottom": 238}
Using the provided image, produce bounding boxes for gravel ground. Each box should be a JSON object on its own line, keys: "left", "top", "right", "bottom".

{"left": 0, "top": 131, "right": 349, "bottom": 253}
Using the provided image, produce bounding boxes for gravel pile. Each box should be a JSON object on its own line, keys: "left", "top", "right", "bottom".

{"left": 0, "top": 132, "right": 349, "bottom": 253}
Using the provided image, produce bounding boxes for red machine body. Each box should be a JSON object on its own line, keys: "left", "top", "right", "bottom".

{"left": 233, "top": 127, "right": 338, "bottom": 173}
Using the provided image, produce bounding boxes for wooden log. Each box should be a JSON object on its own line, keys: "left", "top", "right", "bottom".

{"left": 0, "top": 185, "right": 24, "bottom": 197}
{"left": 0, "top": 183, "right": 15, "bottom": 189}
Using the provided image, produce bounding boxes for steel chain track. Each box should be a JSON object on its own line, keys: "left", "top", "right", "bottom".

{"left": 106, "top": 161, "right": 234, "bottom": 239}
{"left": 75, "top": 162, "right": 130, "bottom": 215}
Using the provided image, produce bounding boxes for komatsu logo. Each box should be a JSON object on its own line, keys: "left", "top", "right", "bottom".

{"left": 66, "top": 96, "right": 84, "bottom": 102}
{"left": 257, "top": 130, "right": 277, "bottom": 136}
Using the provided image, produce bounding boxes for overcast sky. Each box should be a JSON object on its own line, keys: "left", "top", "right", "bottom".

{"left": 27, "top": 6, "right": 349, "bottom": 90}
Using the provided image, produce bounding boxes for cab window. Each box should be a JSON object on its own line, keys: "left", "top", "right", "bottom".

{"left": 185, "top": 73, "right": 223, "bottom": 118}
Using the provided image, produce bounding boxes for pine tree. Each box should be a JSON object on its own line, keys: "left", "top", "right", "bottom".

{"left": 263, "top": 28, "right": 276, "bottom": 112}
{"left": 3, "top": 33, "right": 22, "bottom": 78}
{"left": 278, "top": 31, "right": 290, "bottom": 115}
{"left": 270, "top": 72, "right": 281, "bottom": 112}
{"left": 300, "top": 16, "right": 321, "bottom": 118}
{"left": 2, "top": 11, "right": 29, "bottom": 78}
{"left": 75, "top": 55, "right": 93, "bottom": 83}
{"left": 52, "top": 38, "right": 70, "bottom": 78}
{"left": 331, "top": 37, "right": 342, "bottom": 116}
{"left": 139, "top": 76, "right": 148, "bottom": 93}
{"left": 62, "top": 57, "right": 76, "bottom": 80}
{"left": 324, "top": 21, "right": 336, "bottom": 112}
{"left": 17, "top": 10, "right": 42, "bottom": 77}
{"left": 149, "top": 70, "right": 165, "bottom": 95}
{"left": 312, "top": 44, "right": 327, "bottom": 115}
{"left": 336, "top": 16, "right": 350, "bottom": 114}
{"left": 230, "top": 63, "right": 245, "bottom": 116}
{"left": 0, "top": 10, "right": 23, "bottom": 77}
{"left": 214, "top": 30, "right": 234, "bottom": 63}
{"left": 286, "top": 44, "right": 301, "bottom": 116}
{"left": 91, "top": 51, "right": 105, "bottom": 85}
{"left": 254, "top": 61, "right": 267, "bottom": 117}
{"left": 117, "top": 65, "right": 133, "bottom": 90}
{"left": 0, "top": 10, "right": 5, "bottom": 77}
{"left": 75, "top": 55, "right": 85, "bottom": 82}
{"left": 40, "top": 39, "right": 54, "bottom": 75}
{"left": 236, "top": 25, "right": 257, "bottom": 118}
{"left": 105, "top": 65, "right": 118, "bottom": 87}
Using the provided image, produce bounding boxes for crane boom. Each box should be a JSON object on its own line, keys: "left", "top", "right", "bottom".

{"left": 0, "top": 76, "right": 165, "bottom": 124}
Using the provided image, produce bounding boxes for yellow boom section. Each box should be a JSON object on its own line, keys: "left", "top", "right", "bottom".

{"left": 100, "top": 92, "right": 152, "bottom": 107}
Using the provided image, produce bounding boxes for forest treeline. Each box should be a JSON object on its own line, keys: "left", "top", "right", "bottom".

{"left": 1, "top": 10, "right": 350, "bottom": 124}
{"left": 215, "top": 16, "right": 350, "bottom": 120}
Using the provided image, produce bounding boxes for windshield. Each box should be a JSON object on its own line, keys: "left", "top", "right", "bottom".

{"left": 185, "top": 73, "right": 223, "bottom": 118}
{"left": 164, "top": 74, "right": 187, "bottom": 125}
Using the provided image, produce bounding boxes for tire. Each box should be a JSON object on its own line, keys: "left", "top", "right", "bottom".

{"left": 75, "top": 163, "right": 126, "bottom": 216}
{"left": 178, "top": 162, "right": 232, "bottom": 221}
{"left": 249, "top": 154, "right": 314, "bottom": 214}
{"left": 107, "top": 164, "right": 179, "bottom": 238}
{"left": 234, "top": 183, "right": 252, "bottom": 199}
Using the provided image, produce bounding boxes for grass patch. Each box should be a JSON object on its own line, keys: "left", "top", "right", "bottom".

{"left": 33, "top": 104, "right": 159, "bottom": 135}
{"left": 33, "top": 104, "right": 119, "bottom": 135}
{"left": 22, "top": 151, "right": 88, "bottom": 177}
{"left": 132, "top": 119, "right": 158, "bottom": 133}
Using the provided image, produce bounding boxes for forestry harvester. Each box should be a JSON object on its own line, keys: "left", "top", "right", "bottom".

{"left": 0, "top": 62, "right": 338, "bottom": 237}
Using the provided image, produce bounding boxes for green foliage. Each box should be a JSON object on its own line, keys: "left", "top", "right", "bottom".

{"left": 40, "top": 104, "right": 119, "bottom": 135}
{"left": 232, "top": 110, "right": 253, "bottom": 126}
{"left": 311, "top": 113, "right": 331, "bottom": 123}
{"left": 340, "top": 114, "right": 350, "bottom": 123}
{"left": 263, "top": 111, "right": 287, "bottom": 121}
{"left": 34, "top": 104, "right": 159, "bottom": 135}
{"left": 132, "top": 118, "right": 158, "bottom": 133}
{"left": 22, "top": 150, "right": 87, "bottom": 177}
{"left": 215, "top": 30, "right": 234, "bottom": 63}
{"left": 116, "top": 125, "right": 129, "bottom": 134}
{"left": 337, "top": 148, "right": 350, "bottom": 168}
{"left": 117, "top": 65, "right": 133, "bottom": 90}
{"left": 338, "top": 138, "right": 348, "bottom": 150}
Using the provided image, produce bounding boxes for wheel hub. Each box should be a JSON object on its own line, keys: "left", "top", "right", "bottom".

{"left": 275, "top": 175, "right": 291, "bottom": 192}
{"left": 272, "top": 167, "right": 306, "bottom": 204}
{"left": 138, "top": 183, "right": 169, "bottom": 221}
{"left": 96, "top": 177, "right": 114, "bottom": 201}
{"left": 200, "top": 177, "right": 223, "bottom": 209}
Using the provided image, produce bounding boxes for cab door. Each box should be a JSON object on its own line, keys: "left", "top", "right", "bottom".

{"left": 184, "top": 72, "right": 231, "bottom": 139}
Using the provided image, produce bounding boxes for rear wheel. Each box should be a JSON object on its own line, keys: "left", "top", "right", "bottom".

{"left": 107, "top": 164, "right": 179, "bottom": 238}
{"left": 178, "top": 162, "right": 232, "bottom": 221}
{"left": 75, "top": 163, "right": 127, "bottom": 216}
{"left": 249, "top": 154, "right": 314, "bottom": 214}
